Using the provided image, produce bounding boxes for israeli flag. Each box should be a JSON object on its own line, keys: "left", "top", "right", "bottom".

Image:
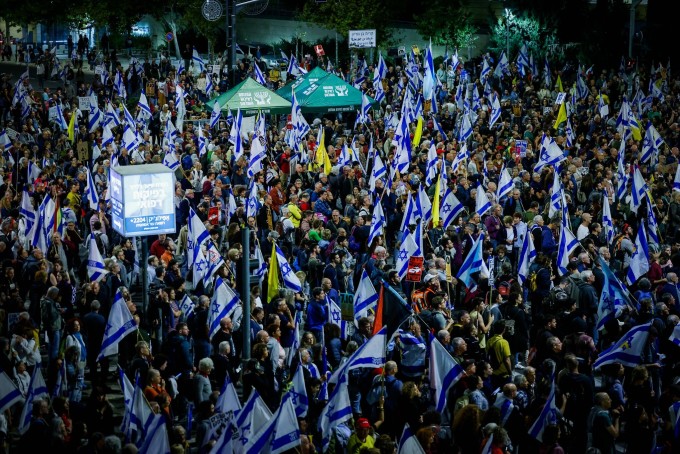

{"left": 188, "top": 207, "right": 210, "bottom": 265}
{"left": 368, "top": 155, "right": 387, "bottom": 193}
{"left": 88, "top": 95, "right": 102, "bottom": 133}
{"left": 328, "top": 326, "right": 387, "bottom": 385}
{"left": 178, "top": 294, "right": 195, "bottom": 319}
{"left": 202, "top": 240, "right": 226, "bottom": 287}
{"left": 247, "top": 133, "right": 266, "bottom": 177}
{"left": 593, "top": 322, "right": 653, "bottom": 369}
{"left": 556, "top": 218, "right": 580, "bottom": 276}
{"left": 254, "top": 243, "right": 267, "bottom": 284}
{"left": 102, "top": 123, "right": 114, "bottom": 147}
{"left": 517, "top": 43, "right": 531, "bottom": 68}
{"left": 674, "top": 163, "right": 680, "bottom": 192}
{"left": 393, "top": 115, "right": 412, "bottom": 174}
{"left": 431, "top": 115, "right": 448, "bottom": 141}
{"left": 601, "top": 189, "right": 614, "bottom": 244}
{"left": 84, "top": 167, "right": 99, "bottom": 210}
{"left": 597, "top": 257, "right": 634, "bottom": 330}
{"left": 205, "top": 74, "right": 214, "bottom": 97}
{"left": 630, "top": 167, "right": 648, "bottom": 212}
{"left": 670, "top": 323, "right": 680, "bottom": 347}
{"left": 0, "top": 129, "right": 11, "bottom": 153}
{"left": 229, "top": 389, "right": 273, "bottom": 453}
{"left": 534, "top": 135, "right": 566, "bottom": 173}
{"left": 457, "top": 233, "right": 484, "bottom": 290}
{"left": 626, "top": 223, "right": 650, "bottom": 285}
{"left": 98, "top": 289, "right": 137, "bottom": 361}
{"left": 319, "top": 373, "right": 352, "bottom": 453}
{"left": 105, "top": 100, "right": 121, "bottom": 127}
{"left": 253, "top": 62, "right": 266, "bottom": 85}
{"left": 0, "top": 372, "right": 22, "bottom": 414}
{"left": 121, "top": 124, "right": 140, "bottom": 153}
{"left": 416, "top": 185, "right": 432, "bottom": 225}
{"left": 451, "top": 144, "right": 469, "bottom": 173}
{"left": 494, "top": 51, "right": 509, "bottom": 77}
{"left": 528, "top": 379, "right": 559, "bottom": 442}
{"left": 246, "top": 180, "right": 260, "bottom": 219}
{"left": 52, "top": 357, "right": 66, "bottom": 397}
{"left": 646, "top": 193, "right": 659, "bottom": 245}
{"left": 138, "top": 414, "right": 170, "bottom": 454}
{"left": 640, "top": 122, "right": 664, "bottom": 164}
{"left": 549, "top": 171, "right": 563, "bottom": 220}
{"left": 396, "top": 232, "right": 419, "bottom": 279}
{"left": 430, "top": 336, "right": 465, "bottom": 413}
{"left": 137, "top": 93, "right": 152, "bottom": 123}
{"left": 119, "top": 367, "right": 134, "bottom": 436}
{"left": 88, "top": 233, "right": 109, "bottom": 282}
{"left": 424, "top": 144, "right": 439, "bottom": 187}
{"left": 373, "top": 69, "right": 385, "bottom": 104}
{"left": 276, "top": 245, "right": 302, "bottom": 292}
{"left": 517, "top": 229, "right": 537, "bottom": 285}
{"left": 114, "top": 70, "right": 126, "bottom": 99}
{"left": 290, "top": 363, "right": 309, "bottom": 418}
{"left": 397, "top": 424, "right": 426, "bottom": 454}
{"left": 615, "top": 141, "right": 628, "bottom": 201}
{"left": 286, "top": 53, "right": 300, "bottom": 76}
{"left": 197, "top": 125, "right": 207, "bottom": 157}
{"left": 353, "top": 269, "right": 379, "bottom": 326}
{"left": 441, "top": 189, "right": 465, "bottom": 230}
{"left": 367, "top": 197, "right": 386, "bottom": 247}
{"left": 565, "top": 118, "right": 575, "bottom": 148}
{"left": 496, "top": 168, "right": 514, "bottom": 201}
{"left": 54, "top": 103, "right": 68, "bottom": 130}
{"left": 209, "top": 277, "right": 240, "bottom": 339}
{"left": 162, "top": 148, "right": 179, "bottom": 171}
{"left": 18, "top": 367, "right": 49, "bottom": 434}
{"left": 19, "top": 188, "right": 36, "bottom": 244}
{"left": 192, "top": 48, "right": 206, "bottom": 72}
{"left": 475, "top": 184, "right": 492, "bottom": 216}
{"left": 207, "top": 101, "right": 221, "bottom": 132}
{"left": 244, "top": 393, "right": 300, "bottom": 454}
{"left": 228, "top": 107, "right": 242, "bottom": 156}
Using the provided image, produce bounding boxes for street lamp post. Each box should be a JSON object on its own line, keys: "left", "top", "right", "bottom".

{"left": 504, "top": 8, "right": 513, "bottom": 58}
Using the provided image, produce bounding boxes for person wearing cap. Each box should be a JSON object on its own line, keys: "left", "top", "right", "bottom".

{"left": 347, "top": 417, "right": 375, "bottom": 453}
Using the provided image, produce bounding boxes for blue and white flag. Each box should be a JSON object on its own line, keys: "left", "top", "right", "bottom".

{"left": 397, "top": 424, "right": 426, "bottom": 454}
{"left": 0, "top": 371, "right": 22, "bottom": 414}
{"left": 516, "top": 43, "right": 531, "bottom": 69}
{"left": 209, "top": 277, "right": 240, "bottom": 339}
{"left": 229, "top": 108, "right": 244, "bottom": 161}
{"left": 489, "top": 94, "right": 502, "bottom": 128}
{"left": 248, "top": 131, "right": 266, "bottom": 177}
{"left": 372, "top": 68, "right": 385, "bottom": 104}
{"left": 357, "top": 91, "right": 372, "bottom": 125}
{"left": 368, "top": 155, "right": 387, "bottom": 193}
{"left": 197, "top": 125, "right": 208, "bottom": 157}
{"left": 254, "top": 243, "right": 267, "bottom": 284}
{"left": 425, "top": 144, "right": 439, "bottom": 187}
{"left": 253, "top": 62, "right": 266, "bottom": 85}
{"left": 84, "top": 167, "right": 99, "bottom": 210}
{"left": 431, "top": 115, "right": 448, "bottom": 141}
{"left": 139, "top": 414, "right": 170, "bottom": 454}
{"left": 87, "top": 233, "right": 109, "bottom": 283}
{"left": 396, "top": 232, "right": 420, "bottom": 279}
{"left": 53, "top": 355, "right": 67, "bottom": 397}
{"left": 557, "top": 217, "right": 580, "bottom": 276}
{"left": 162, "top": 147, "right": 179, "bottom": 171}
{"left": 328, "top": 326, "right": 387, "bottom": 385}
{"left": 597, "top": 257, "right": 634, "bottom": 331}
{"left": 494, "top": 51, "right": 509, "bottom": 77}
{"left": 192, "top": 48, "right": 206, "bottom": 72}
{"left": 210, "top": 101, "right": 222, "bottom": 130}
{"left": 319, "top": 373, "right": 352, "bottom": 453}
{"left": 246, "top": 180, "right": 260, "bottom": 219}
{"left": 353, "top": 269, "right": 379, "bottom": 326}
{"left": 18, "top": 366, "right": 49, "bottom": 434}
{"left": 367, "top": 198, "right": 386, "bottom": 247}
{"left": 480, "top": 57, "right": 491, "bottom": 81}
{"left": 114, "top": 70, "right": 127, "bottom": 99}
{"left": 630, "top": 167, "right": 648, "bottom": 212}
{"left": 646, "top": 193, "right": 659, "bottom": 245}
{"left": 215, "top": 372, "right": 241, "bottom": 416}
{"left": 244, "top": 392, "right": 300, "bottom": 454}
{"left": 496, "top": 168, "right": 514, "bottom": 201}
{"left": 0, "top": 129, "right": 11, "bottom": 153}
{"left": 593, "top": 322, "right": 653, "bottom": 369}
{"left": 99, "top": 289, "right": 137, "bottom": 361}
{"left": 640, "top": 122, "right": 663, "bottom": 164}
{"left": 459, "top": 110, "right": 473, "bottom": 142}
{"left": 88, "top": 95, "right": 102, "bottom": 133}
{"left": 119, "top": 367, "right": 134, "bottom": 436}
{"left": 441, "top": 188, "right": 465, "bottom": 230}
{"left": 178, "top": 294, "right": 194, "bottom": 319}
{"left": 429, "top": 337, "right": 465, "bottom": 413}
{"left": 457, "top": 232, "right": 484, "bottom": 290}
{"left": 626, "top": 223, "right": 650, "bottom": 285}
{"left": 327, "top": 297, "right": 349, "bottom": 340}
{"left": 188, "top": 207, "right": 210, "bottom": 267}
{"left": 517, "top": 229, "right": 537, "bottom": 285}
{"left": 549, "top": 170, "right": 563, "bottom": 220}
{"left": 19, "top": 188, "right": 36, "bottom": 238}
{"left": 286, "top": 311, "right": 303, "bottom": 369}
{"left": 27, "top": 160, "right": 41, "bottom": 184}
{"left": 275, "top": 245, "right": 302, "bottom": 292}
{"left": 286, "top": 53, "right": 300, "bottom": 77}
{"left": 475, "top": 184, "right": 492, "bottom": 216}
{"left": 416, "top": 185, "right": 433, "bottom": 226}
{"left": 602, "top": 189, "right": 614, "bottom": 244}
{"left": 230, "top": 389, "right": 273, "bottom": 453}
{"left": 290, "top": 362, "right": 309, "bottom": 418}
{"left": 670, "top": 323, "right": 680, "bottom": 348}
{"left": 105, "top": 100, "right": 121, "bottom": 127}
{"left": 534, "top": 135, "right": 566, "bottom": 172}
{"left": 137, "top": 93, "right": 152, "bottom": 122}
{"left": 528, "top": 379, "right": 559, "bottom": 442}
{"left": 393, "top": 114, "right": 412, "bottom": 174}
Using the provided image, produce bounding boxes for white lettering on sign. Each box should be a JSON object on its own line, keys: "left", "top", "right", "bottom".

{"left": 348, "top": 29, "right": 377, "bottom": 49}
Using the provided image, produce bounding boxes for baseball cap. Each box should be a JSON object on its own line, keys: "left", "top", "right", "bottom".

{"left": 356, "top": 418, "right": 370, "bottom": 429}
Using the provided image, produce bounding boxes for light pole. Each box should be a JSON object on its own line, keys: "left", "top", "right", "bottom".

{"left": 504, "top": 8, "right": 513, "bottom": 58}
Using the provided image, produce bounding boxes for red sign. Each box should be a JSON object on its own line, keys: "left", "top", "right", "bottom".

{"left": 208, "top": 207, "right": 219, "bottom": 225}
{"left": 286, "top": 114, "right": 293, "bottom": 130}
{"left": 405, "top": 256, "right": 424, "bottom": 282}
{"left": 314, "top": 44, "right": 325, "bottom": 57}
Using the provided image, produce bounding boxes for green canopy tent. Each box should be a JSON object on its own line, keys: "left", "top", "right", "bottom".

{"left": 208, "top": 78, "right": 291, "bottom": 116}
{"left": 276, "top": 71, "right": 377, "bottom": 114}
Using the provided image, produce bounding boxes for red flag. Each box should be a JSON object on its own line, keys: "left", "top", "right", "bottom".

{"left": 373, "top": 285, "right": 384, "bottom": 336}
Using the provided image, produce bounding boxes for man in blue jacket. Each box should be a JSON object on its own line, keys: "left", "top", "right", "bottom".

{"left": 305, "top": 287, "right": 328, "bottom": 341}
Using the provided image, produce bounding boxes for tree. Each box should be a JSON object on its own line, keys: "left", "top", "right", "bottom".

{"left": 488, "top": 10, "right": 560, "bottom": 62}
{"left": 299, "top": 0, "right": 394, "bottom": 47}
{"left": 414, "top": 0, "right": 468, "bottom": 49}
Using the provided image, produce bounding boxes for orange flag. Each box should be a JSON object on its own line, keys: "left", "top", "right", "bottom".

{"left": 373, "top": 285, "right": 384, "bottom": 336}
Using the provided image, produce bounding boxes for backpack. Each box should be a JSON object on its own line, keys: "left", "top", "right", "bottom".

{"left": 366, "top": 375, "right": 386, "bottom": 405}
{"left": 565, "top": 275, "right": 582, "bottom": 307}
{"left": 348, "top": 227, "right": 361, "bottom": 252}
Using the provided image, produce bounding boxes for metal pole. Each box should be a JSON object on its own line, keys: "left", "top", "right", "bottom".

{"left": 241, "top": 226, "right": 251, "bottom": 360}
{"left": 141, "top": 237, "right": 149, "bottom": 314}
{"left": 230, "top": 0, "right": 237, "bottom": 86}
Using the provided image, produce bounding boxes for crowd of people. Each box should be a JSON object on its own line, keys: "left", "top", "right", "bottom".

{"left": 1, "top": 30, "right": 680, "bottom": 454}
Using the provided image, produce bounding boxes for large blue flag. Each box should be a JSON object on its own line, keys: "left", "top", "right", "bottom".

{"left": 593, "top": 322, "right": 653, "bottom": 369}
{"left": 328, "top": 326, "right": 387, "bottom": 384}
{"left": 353, "top": 269, "right": 379, "bottom": 326}
{"left": 429, "top": 336, "right": 465, "bottom": 413}
{"left": 244, "top": 392, "right": 300, "bottom": 454}
{"left": 528, "top": 379, "right": 559, "bottom": 442}
{"left": 98, "top": 288, "right": 137, "bottom": 361}
{"left": 0, "top": 371, "right": 22, "bottom": 414}
{"left": 319, "top": 372, "right": 352, "bottom": 453}
{"left": 457, "top": 233, "right": 484, "bottom": 290}
{"left": 18, "top": 366, "right": 49, "bottom": 434}
{"left": 397, "top": 423, "right": 426, "bottom": 454}
{"left": 597, "top": 257, "right": 634, "bottom": 330}
{"left": 139, "top": 414, "right": 170, "bottom": 454}
{"left": 626, "top": 223, "right": 650, "bottom": 285}
{"left": 209, "top": 277, "right": 240, "bottom": 339}
{"left": 275, "top": 245, "right": 302, "bottom": 292}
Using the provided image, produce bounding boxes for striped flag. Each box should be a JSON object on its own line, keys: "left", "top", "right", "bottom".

{"left": 319, "top": 373, "right": 352, "bottom": 453}
{"left": 208, "top": 278, "right": 240, "bottom": 339}
{"left": 626, "top": 223, "right": 650, "bottom": 285}
{"left": 98, "top": 289, "right": 137, "bottom": 361}
{"left": 593, "top": 322, "right": 653, "bottom": 369}
{"left": 397, "top": 424, "right": 426, "bottom": 454}
{"left": 192, "top": 48, "right": 206, "bottom": 72}
{"left": 18, "top": 367, "right": 49, "bottom": 434}
{"left": 457, "top": 232, "right": 484, "bottom": 290}
{"left": 353, "top": 269, "right": 379, "bottom": 326}
{"left": 429, "top": 336, "right": 465, "bottom": 413}
{"left": 87, "top": 233, "right": 109, "bottom": 282}
{"left": 0, "top": 371, "right": 22, "bottom": 413}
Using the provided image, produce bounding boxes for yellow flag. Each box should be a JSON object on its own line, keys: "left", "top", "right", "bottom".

{"left": 556, "top": 75, "right": 564, "bottom": 92}
{"left": 412, "top": 116, "right": 423, "bottom": 148}
{"left": 432, "top": 174, "right": 441, "bottom": 227}
{"left": 67, "top": 110, "right": 76, "bottom": 142}
{"left": 553, "top": 102, "right": 567, "bottom": 130}
{"left": 316, "top": 131, "right": 326, "bottom": 170}
{"left": 323, "top": 148, "right": 332, "bottom": 175}
{"left": 267, "top": 246, "right": 280, "bottom": 302}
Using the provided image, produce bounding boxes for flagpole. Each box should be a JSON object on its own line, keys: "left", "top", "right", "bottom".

{"left": 241, "top": 223, "right": 251, "bottom": 361}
